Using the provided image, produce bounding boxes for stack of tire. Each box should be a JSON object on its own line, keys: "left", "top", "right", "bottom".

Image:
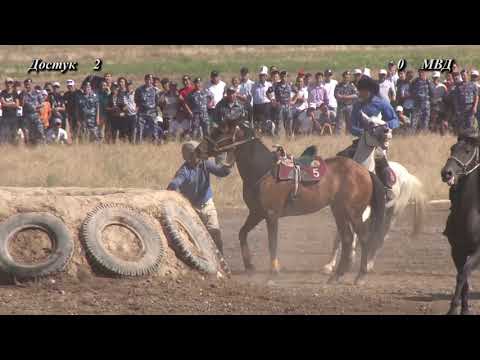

{"left": 0, "top": 199, "right": 229, "bottom": 281}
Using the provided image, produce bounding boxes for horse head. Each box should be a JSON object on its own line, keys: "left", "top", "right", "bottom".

{"left": 441, "top": 129, "right": 480, "bottom": 186}
{"left": 196, "top": 117, "right": 255, "bottom": 160}
{"left": 361, "top": 111, "right": 392, "bottom": 150}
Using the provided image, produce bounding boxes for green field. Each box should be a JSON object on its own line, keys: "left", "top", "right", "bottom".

{"left": 0, "top": 45, "right": 478, "bottom": 86}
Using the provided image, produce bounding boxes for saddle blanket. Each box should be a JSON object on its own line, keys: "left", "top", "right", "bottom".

{"left": 277, "top": 157, "right": 328, "bottom": 182}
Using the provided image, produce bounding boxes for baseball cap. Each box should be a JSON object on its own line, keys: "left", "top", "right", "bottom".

{"left": 379, "top": 69, "right": 388, "bottom": 75}
{"left": 432, "top": 71, "right": 441, "bottom": 78}
{"left": 353, "top": 69, "right": 362, "bottom": 75}
{"left": 342, "top": 70, "right": 351, "bottom": 76}
{"left": 280, "top": 70, "right": 288, "bottom": 76}
{"left": 41, "top": 90, "right": 48, "bottom": 96}
{"left": 259, "top": 66, "right": 268, "bottom": 76}
{"left": 66, "top": 79, "right": 75, "bottom": 86}
{"left": 5, "top": 77, "right": 14, "bottom": 83}
{"left": 363, "top": 68, "right": 371, "bottom": 77}
{"left": 54, "top": 118, "right": 62, "bottom": 125}
{"left": 226, "top": 86, "right": 237, "bottom": 93}
{"left": 193, "top": 77, "right": 202, "bottom": 84}
{"left": 396, "top": 105, "right": 403, "bottom": 112}
{"left": 308, "top": 103, "right": 316, "bottom": 110}
{"left": 210, "top": 70, "right": 219, "bottom": 77}
{"left": 324, "top": 69, "right": 333, "bottom": 76}
{"left": 472, "top": 70, "right": 479, "bottom": 77}
{"left": 52, "top": 81, "right": 61, "bottom": 87}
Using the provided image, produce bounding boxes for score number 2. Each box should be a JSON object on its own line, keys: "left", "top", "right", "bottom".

{"left": 93, "top": 58, "right": 103, "bottom": 72}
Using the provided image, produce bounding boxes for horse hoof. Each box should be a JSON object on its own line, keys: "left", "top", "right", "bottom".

{"left": 327, "top": 275, "right": 341, "bottom": 285}
{"left": 354, "top": 275, "right": 367, "bottom": 286}
{"left": 323, "top": 265, "right": 334, "bottom": 275}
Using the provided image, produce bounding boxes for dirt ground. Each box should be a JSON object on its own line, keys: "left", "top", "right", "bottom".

{"left": 0, "top": 204, "right": 477, "bottom": 315}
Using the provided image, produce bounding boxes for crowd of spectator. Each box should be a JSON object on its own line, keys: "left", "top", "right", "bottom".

{"left": 0, "top": 60, "right": 478, "bottom": 146}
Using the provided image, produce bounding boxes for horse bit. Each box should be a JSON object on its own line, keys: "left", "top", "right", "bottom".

{"left": 449, "top": 146, "right": 480, "bottom": 176}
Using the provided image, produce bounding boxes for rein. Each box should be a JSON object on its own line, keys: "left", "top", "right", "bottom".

{"left": 204, "top": 126, "right": 256, "bottom": 153}
{"left": 449, "top": 146, "right": 480, "bottom": 176}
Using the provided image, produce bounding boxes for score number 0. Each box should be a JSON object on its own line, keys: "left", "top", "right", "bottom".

{"left": 93, "top": 59, "right": 103, "bottom": 72}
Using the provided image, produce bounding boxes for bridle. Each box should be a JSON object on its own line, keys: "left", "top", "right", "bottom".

{"left": 203, "top": 125, "right": 256, "bottom": 153}
{"left": 449, "top": 145, "right": 480, "bottom": 176}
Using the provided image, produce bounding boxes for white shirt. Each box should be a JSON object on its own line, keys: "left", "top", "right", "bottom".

{"left": 323, "top": 79, "right": 338, "bottom": 109}
{"left": 238, "top": 79, "right": 254, "bottom": 106}
{"left": 207, "top": 80, "right": 226, "bottom": 107}
{"left": 294, "top": 87, "right": 309, "bottom": 112}
{"left": 251, "top": 81, "right": 272, "bottom": 105}
{"left": 379, "top": 79, "right": 396, "bottom": 102}
{"left": 46, "top": 128, "right": 68, "bottom": 144}
{"left": 388, "top": 72, "right": 399, "bottom": 87}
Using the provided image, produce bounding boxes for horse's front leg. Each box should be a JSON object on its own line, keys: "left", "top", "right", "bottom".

{"left": 266, "top": 216, "right": 280, "bottom": 275}
{"left": 239, "top": 212, "right": 264, "bottom": 274}
{"left": 323, "top": 232, "right": 341, "bottom": 274}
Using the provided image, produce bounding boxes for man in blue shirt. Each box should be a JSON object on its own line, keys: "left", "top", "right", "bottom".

{"left": 337, "top": 75, "right": 399, "bottom": 203}
{"left": 167, "top": 141, "right": 233, "bottom": 254}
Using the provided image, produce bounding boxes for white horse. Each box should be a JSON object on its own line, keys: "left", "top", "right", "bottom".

{"left": 323, "top": 111, "right": 427, "bottom": 274}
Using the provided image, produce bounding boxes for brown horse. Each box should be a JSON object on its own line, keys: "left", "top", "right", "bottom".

{"left": 196, "top": 119, "right": 386, "bottom": 285}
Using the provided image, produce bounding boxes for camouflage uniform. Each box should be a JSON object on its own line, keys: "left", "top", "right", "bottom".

{"left": 452, "top": 81, "right": 478, "bottom": 131}
{"left": 334, "top": 81, "right": 358, "bottom": 135}
{"left": 77, "top": 91, "right": 101, "bottom": 143}
{"left": 21, "top": 90, "right": 45, "bottom": 145}
{"left": 410, "top": 78, "right": 434, "bottom": 133}
{"left": 214, "top": 98, "right": 247, "bottom": 124}
{"left": 273, "top": 82, "right": 293, "bottom": 136}
{"left": 187, "top": 89, "right": 213, "bottom": 139}
{"left": 134, "top": 85, "right": 160, "bottom": 144}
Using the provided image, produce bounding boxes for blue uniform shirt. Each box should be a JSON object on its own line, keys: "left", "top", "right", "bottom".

{"left": 350, "top": 95, "right": 399, "bottom": 137}
{"left": 167, "top": 160, "right": 231, "bottom": 207}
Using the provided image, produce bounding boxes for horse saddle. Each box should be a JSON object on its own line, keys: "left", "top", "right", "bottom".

{"left": 276, "top": 157, "right": 328, "bottom": 182}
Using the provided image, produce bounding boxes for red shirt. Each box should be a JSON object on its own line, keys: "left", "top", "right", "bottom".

{"left": 179, "top": 85, "right": 194, "bottom": 99}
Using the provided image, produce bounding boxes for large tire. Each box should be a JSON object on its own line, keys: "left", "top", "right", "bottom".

{"left": 159, "top": 198, "right": 225, "bottom": 275}
{"left": 81, "top": 203, "right": 165, "bottom": 277}
{"left": 0, "top": 212, "right": 74, "bottom": 279}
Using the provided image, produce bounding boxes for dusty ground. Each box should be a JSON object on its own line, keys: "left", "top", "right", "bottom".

{"left": 1, "top": 203, "right": 476, "bottom": 315}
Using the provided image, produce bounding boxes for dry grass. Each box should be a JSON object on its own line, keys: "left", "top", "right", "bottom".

{"left": 0, "top": 134, "right": 454, "bottom": 208}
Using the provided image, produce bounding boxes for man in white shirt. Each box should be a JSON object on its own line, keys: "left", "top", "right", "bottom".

{"left": 471, "top": 70, "right": 480, "bottom": 129}
{"left": 206, "top": 70, "right": 226, "bottom": 125}
{"left": 431, "top": 71, "right": 448, "bottom": 135}
{"left": 323, "top": 69, "right": 338, "bottom": 118}
{"left": 251, "top": 66, "right": 273, "bottom": 134}
{"left": 237, "top": 67, "right": 254, "bottom": 125}
{"left": 387, "top": 61, "right": 399, "bottom": 87}
{"left": 46, "top": 118, "right": 68, "bottom": 144}
{"left": 378, "top": 69, "right": 396, "bottom": 104}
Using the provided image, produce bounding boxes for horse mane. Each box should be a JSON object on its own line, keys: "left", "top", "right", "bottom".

{"left": 300, "top": 145, "right": 318, "bottom": 158}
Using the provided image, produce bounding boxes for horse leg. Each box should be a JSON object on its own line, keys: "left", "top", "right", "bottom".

{"left": 328, "top": 209, "right": 354, "bottom": 284}
{"left": 352, "top": 220, "right": 370, "bottom": 286}
{"left": 323, "top": 232, "right": 341, "bottom": 274}
{"left": 239, "top": 212, "right": 264, "bottom": 274}
{"left": 266, "top": 216, "right": 280, "bottom": 275}
{"left": 447, "top": 245, "right": 475, "bottom": 315}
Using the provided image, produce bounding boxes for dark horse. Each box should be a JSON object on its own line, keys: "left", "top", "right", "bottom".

{"left": 441, "top": 129, "right": 480, "bottom": 315}
{"left": 196, "top": 119, "right": 387, "bottom": 285}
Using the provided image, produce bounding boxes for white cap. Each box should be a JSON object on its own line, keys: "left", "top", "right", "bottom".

{"left": 472, "top": 70, "right": 479, "bottom": 77}
{"left": 259, "top": 66, "right": 268, "bottom": 76}
{"left": 379, "top": 69, "right": 387, "bottom": 75}
{"left": 432, "top": 71, "right": 441, "bottom": 78}
{"left": 308, "top": 103, "right": 316, "bottom": 110}
{"left": 353, "top": 69, "right": 362, "bottom": 75}
{"left": 66, "top": 79, "right": 75, "bottom": 86}
{"left": 52, "top": 81, "right": 61, "bottom": 87}
{"left": 41, "top": 90, "right": 48, "bottom": 96}
{"left": 395, "top": 105, "right": 403, "bottom": 112}
{"left": 363, "top": 68, "right": 371, "bottom": 77}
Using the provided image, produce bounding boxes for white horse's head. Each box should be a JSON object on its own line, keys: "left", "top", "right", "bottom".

{"left": 361, "top": 111, "right": 392, "bottom": 150}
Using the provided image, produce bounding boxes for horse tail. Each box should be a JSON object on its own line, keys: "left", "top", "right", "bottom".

{"left": 368, "top": 171, "right": 386, "bottom": 253}
{"left": 409, "top": 174, "right": 427, "bottom": 237}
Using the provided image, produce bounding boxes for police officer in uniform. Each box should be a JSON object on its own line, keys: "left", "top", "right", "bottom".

{"left": 214, "top": 86, "right": 247, "bottom": 125}
{"left": 0, "top": 78, "right": 20, "bottom": 144}
{"left": 272, "top": 70, "right": 293, "bottom": 137}
{"left": 20, "top": 79, "right": 46, "bottom": 145}
{"left": 337, "top": 76, "right": 399, "bottom": 204}
{"left": 134, "top": 74, "right": 161, "bottom": 144}
{"left": 76, "top": 81, "right": 101, "bottom": 143}
{"left": 334, "top": 70, "right": 359, "bottom": 135}
{"left": 184, "top": 78, "right": 214, "bottom": 139}
{"left": 410, "top": 69, "right": 434, "bottom": 133}
{"left": 451, "top": 71, "right": 479, "bottom": 131}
